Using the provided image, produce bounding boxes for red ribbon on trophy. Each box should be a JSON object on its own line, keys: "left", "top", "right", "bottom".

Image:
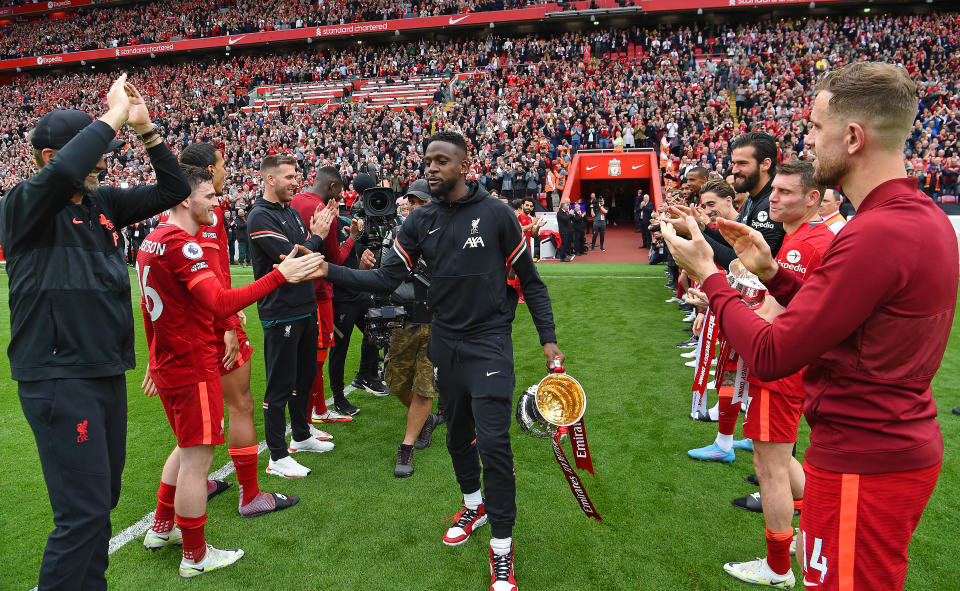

{"left": 530, "top": 365, "right": 602, "bottom": 521}
{"left": 552, "top": 420, "right": 601, "bottom": 521}
{"left": 691, "top": 309, "right": 718, "bottom": 415}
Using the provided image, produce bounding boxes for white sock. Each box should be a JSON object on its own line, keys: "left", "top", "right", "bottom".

{"left": 463, "top": 489, "right": 482, "bottom": 510}
{"left": 715, "top": 433, "right": 733, "bottom": 452}
{"left": 490, "top": 536, "right": 512, "bottom": 555}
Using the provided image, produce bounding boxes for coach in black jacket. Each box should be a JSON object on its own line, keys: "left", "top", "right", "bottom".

{"left": 0, "top": 75, "right": 190, "bottom": 591}
{"left": 319, "top": 132, "right": 563, "bottom": 588}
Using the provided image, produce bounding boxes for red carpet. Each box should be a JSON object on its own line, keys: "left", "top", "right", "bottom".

{"left": 540, "top": 226, "right": 649, "bottom": 264}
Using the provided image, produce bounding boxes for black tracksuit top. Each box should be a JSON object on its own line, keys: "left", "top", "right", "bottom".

{"left": 326, "top": 181, "right": 557, "bottom": 345}
{"left": 0, "top": 121, "right": 191, "bottom": 381}
{"left": 246, "top": 196, "right": 324, "bottom": 321}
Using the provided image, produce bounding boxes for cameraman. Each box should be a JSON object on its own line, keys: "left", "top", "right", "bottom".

{"left": 327, "top": 174, "right": 384, "bottom": 416}
{"left": 386, "top": 180, "right": 442, "bottom": 478}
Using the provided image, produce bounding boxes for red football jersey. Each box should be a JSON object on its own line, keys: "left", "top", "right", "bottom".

{"left": 748, "top": 219, "right": 834, "bottom": 394}
{"left": 137, "top": 222, "right": 285, "bottom": 388}
{"left": 137, "top": 224, "right": 222, "bottom": 389}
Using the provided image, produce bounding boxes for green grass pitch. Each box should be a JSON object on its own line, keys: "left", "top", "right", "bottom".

{"left": 0, "top": 263, "right": 957, "bottom": 590}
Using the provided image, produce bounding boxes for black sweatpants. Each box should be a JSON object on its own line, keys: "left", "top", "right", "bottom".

{"left": 19, "top": 376, "right": 127, "bottom": 591}
{"left": 329, "top": 299, "right": 380, "bottom": 394}
{"left": 262, "top": 314, "right": 317, "bottom": 461}
{"left": 428, "top": 332, "right": 516, "bottom": 539}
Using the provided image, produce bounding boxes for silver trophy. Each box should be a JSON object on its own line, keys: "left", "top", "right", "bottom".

{"left": 727, "top": 259, "right": 767, "bottom": 306}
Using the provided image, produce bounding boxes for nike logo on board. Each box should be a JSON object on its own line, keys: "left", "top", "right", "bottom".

{"left": 585, "top": 165, "right": 598, "bottom": 170}
{"left": 448, "top": 15, "right": 469, "bottom": 24}
{"left": 228, "top": 36, "right": 245, "bottom": 44}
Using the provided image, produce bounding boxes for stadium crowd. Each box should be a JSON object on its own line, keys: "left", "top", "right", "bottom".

{"left": 2, "top": 13, "right": 957, "bottom": 218}
{"left": 0, "top": 0, "right": 539, "bottom": 59}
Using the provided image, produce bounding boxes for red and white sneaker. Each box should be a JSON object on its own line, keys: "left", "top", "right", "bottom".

{"left": 442, "top": 501, "right": 487, "bottom": 546}
{"left": 489, "top": 543, "right": 518, "bottom": 591}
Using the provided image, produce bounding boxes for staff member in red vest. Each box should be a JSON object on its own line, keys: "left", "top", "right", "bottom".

{"left": 662, "top": 62, "right": 957, "bottom": 591}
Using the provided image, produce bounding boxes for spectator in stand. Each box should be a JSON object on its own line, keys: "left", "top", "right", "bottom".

{"left": 818, "top": 187, "right": 847, "bottom": 234}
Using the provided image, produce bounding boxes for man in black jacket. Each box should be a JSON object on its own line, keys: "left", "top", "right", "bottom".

{"left": 0, "top": 74, "right": 191, "bottom": 591}
{"left": 318, "top": 132, "right": 564, "bottom": 591}
{"left": 247, "top": 154, "right": 335, "bottom": 479}
{"left": 233, "top": 208, "right": 249, "bottom": 266}
{"left": 556, "top": 198, "right": 575, "bottom": 261}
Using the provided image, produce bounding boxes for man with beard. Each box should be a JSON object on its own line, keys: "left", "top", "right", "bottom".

{"left": 317, "top": 132, "right": 564, "bottom": 591}
{"left": 0, "top": 74, "right": 192, "bottom": 591}
{"left": 671, "top": 132, "right": 785, "bottom": 270}
{"left": 662, "top": 62, "right": 957, "bottom": 591}
{"left": 247, "top": 155, "right": 336, "bottom": 479}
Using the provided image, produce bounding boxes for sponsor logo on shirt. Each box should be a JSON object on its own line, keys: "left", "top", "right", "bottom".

{"left": 756, "top": 211, "right": 769, "bottom": 222}
{"left": 201, "top": 231, "right": 218, "bottom": 239}
{"left": 785, "top": 249, "right": 802, "bottom": 264}
{"left": 190, "top": 262, "right": 209, "bottom": 272}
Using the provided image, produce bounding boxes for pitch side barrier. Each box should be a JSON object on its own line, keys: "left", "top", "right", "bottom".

{"left": 0, "top": 0, "right": 850, "bottom": 73}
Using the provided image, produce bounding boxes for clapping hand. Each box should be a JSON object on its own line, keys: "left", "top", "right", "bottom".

{"left": 716, "top": 219, "right": 779, "bottom": 281}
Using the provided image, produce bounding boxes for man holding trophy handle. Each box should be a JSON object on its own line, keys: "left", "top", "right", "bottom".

{"left": 662, "top": 62, "right": 957, "bottom": 590}
{"left": 315, "top": 131, "right": 563, "bottom": 591}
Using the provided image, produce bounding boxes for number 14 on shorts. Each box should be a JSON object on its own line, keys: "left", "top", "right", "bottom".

{"left": 800, "top": 529, "right": 828, "bottom": 585}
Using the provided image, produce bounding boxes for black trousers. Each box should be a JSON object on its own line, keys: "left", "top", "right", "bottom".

{"left": 591, "top": 222, "right": 606, "bottom": 248}
{"left": 329, "top": 299, "right": 380, "bottom": 394}
{"left": 262, "top": 314, "right": 317, "bottom": 461}
{"left": 429, "top": 332, "right": 516, "bottom": 539}
{"left": 557, "top": 231, "right": 573, "bottom": 259}
{"left": 573, "top": 228, "right": 586, "bottom": 254}
{"left": 19, "top": 376, "right": 127, "bottom": 591}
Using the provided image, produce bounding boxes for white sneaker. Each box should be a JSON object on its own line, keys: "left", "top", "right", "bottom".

{"left": 708, "top": 402, "right": 719, "bottom": 420}
{"left": 685, "top": 359, "right": 697, "bottom": 368}
{"left": 178, "top": 544, "right": 244, "bottom": 578}
{"left": 144, "top": 526, "right": 182, "bottom": 551}
{"left": 266, "top": 455, "right": 311, "bottom": 478}
{"left": 308, "top": 424, "right": 333, "bottom": 441}
{"left": 665, "top": 296, "right": 682, "bottom": 303}
{"left": 706, "top": 381, "right": 716, "bottom": 390}
{"left": 723, "top": 557, "right": 795, "bottom": 589}
{"left": 790, "top": 528, "right": 799, "bottom": 556}
{"left": 311, "top": 408, "right": 352, "bottom": 423}
{"left": 289, "top": 436, "right": 334, "bottom": 454}
{"left": 680, "top": 350, "right": 698, "bottom": 359}
{"left": 683, "top": 312, "right": 696, "bottom": 322}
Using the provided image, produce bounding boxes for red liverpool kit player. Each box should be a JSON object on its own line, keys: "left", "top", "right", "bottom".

{"left": 176, "top": 142, "right": 328, "bottom": 517}
{"left": 290, "top": 166, "right": 361, "bottom": 424}
{"left": 664, "top": 63, "right": 957, "bottom": 591}
{"left": 721, "top": 161, "right": 835, "bottom": 589}
{"left": 138, "top": 166, "right": 324, "bottom": 578}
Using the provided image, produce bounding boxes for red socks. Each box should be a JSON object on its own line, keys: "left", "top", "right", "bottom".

{"left": 230, "top": 445, "right": 261, "bottom": 506}
{"left": 717, "top": 386, "right": 739, "bottom": 437}
{"left": 152, "top": 482, "right": 176, "bottom": 533}
{"left": 177, "top": 513, "right": 207, "bottom": 562}
{"left": 765, "top": 527, "right": 794, "bottom": 575}
{"left": 310, "top": 350, "right": 329, "bottom": 415}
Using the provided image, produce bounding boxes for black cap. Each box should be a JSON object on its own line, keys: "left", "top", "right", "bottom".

{"left": 31, "top": 109, "right": 125, "bottom": 152}
{"left": 404, "top": 179, "right": 431, "bottom": 202}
